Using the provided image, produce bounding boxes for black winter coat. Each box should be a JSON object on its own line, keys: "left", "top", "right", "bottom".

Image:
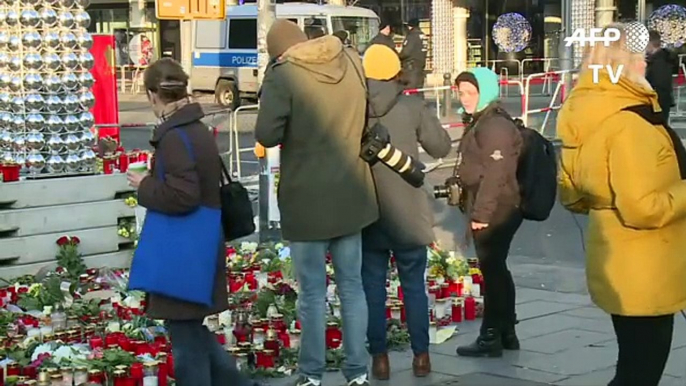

{"left": 362, "top": 80, "right": 451, "bottom": 249}
{"left": 456, "top": 104, "right": 522, "bottom": 224}
{"left": 137, "top": 103, "right": 229, "bottom": 321}
{"left": 646, "top": 49, "right": 675, "bottom": 122}
{"left": 367, "top": 33, "right": 396, "bottom": 52}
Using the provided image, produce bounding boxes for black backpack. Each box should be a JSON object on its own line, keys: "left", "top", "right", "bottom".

{"left": 513, "top": 119, "right": 558, "bottom": 221}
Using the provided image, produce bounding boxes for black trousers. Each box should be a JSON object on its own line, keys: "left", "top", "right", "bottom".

{"left": 609, "top": 314, "right": 674, "bottom": 386}
{"left": 472, "top": 206, "right": 523, "bottom": 332}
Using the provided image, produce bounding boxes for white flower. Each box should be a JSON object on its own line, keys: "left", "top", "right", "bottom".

{"left": 446, "top": 256, "right": 456, "bottom": 265}
{"left": 31, "top": 343, "right": 54, "bottom": 361}
{"left": 275, "top": 243, "right": 284, "bottom": 250}
{"left": 241, "top": 242, "right": 258, "bottom": 253}
{"left": 53, "top": 345, "right": 78, "bottom": 362}
{"left": 122, "top": 296, "right": 141, "bottom": 309}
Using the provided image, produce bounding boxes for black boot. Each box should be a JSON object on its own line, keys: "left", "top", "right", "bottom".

{"left": 502, "top": 315, "right": 520, "bottom": 350}
{"left": 455, "top": 328, "right": 503, "bottom": 357}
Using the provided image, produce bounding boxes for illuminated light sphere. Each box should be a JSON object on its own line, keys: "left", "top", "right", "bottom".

{"left": 492, "top": 13, "right": 532, "bottom": 53}
{"left": 648, "top": 5, "right": 686, "bottom": 48}
{"left": 624, "top": 21, "right": 650, "bottom": 53}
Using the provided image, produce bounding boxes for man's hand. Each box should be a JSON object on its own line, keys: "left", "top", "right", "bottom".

{"left": 127, "top": 171, "right": 146, "bottom": 188}
{"left": 471, "top": 221, "right": 489, "bottom": 231}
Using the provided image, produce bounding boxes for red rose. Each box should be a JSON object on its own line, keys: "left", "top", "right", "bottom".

{"left": 56, "top": 236, "right": 70, "bottom": 246}
{"left": 70, "top": 236, "right": 81, "bottom": 245}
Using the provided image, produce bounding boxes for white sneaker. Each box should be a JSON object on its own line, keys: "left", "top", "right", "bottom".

{"left": 348, "top": 374, "right": 370, "bottom": 385}
{"left": 294, "top": 376, "right": 321, "bottom": 386}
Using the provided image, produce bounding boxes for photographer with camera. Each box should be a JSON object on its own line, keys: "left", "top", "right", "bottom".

{"left": 444, "top": 68, "right": 523, "bottom": 358}
{"left": 358, "top": 44, "right": 451, "bottom": 381}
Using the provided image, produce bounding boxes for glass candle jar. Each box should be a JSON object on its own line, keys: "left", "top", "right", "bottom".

{"left": 235, "top": 353, "right": 248, "bottom": 371}
{"left": 434, "top": 298, "right": 448, "bottom": 319}
{"left": 143, "top": 361, "right": 159, "bottom": 386}
{"left": 252, "top": 328, "right": 265, "bottom": 345}
{"left": 73, "top": 367, "right": 88, "bottom": 385}
{"left": 60, "top": 367, "right": 73, "bottom": 386}
{"left": 289, "top": 329, "right": 301, "bottom": 349}
{"left": 49, "top": 374, "right": 63, "bottom": 386}
{"left": 66, "top": 317, "right": 79, "bottom": 329}
{"left": 390, "top": 306, "right": 402, "bottom": 320}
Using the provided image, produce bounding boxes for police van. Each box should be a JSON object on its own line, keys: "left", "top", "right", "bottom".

{"left": 191, "top": 3, "right": 380, "bottom": 109}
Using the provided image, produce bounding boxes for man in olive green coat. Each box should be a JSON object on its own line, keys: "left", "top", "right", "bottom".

{"left": 255, "top": 20, "right": 378, "bottom": 386}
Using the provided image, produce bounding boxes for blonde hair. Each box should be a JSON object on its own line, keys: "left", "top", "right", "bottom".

{"left": 580, "top": 23, "right": 647, "bottom": 85}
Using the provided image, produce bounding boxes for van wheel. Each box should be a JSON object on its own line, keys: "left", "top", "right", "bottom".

{"left": 215, "top": 79, "right": 240, "bottom": 110}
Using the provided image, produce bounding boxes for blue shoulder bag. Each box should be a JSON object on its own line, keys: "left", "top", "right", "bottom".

{"left": 128, "top": 128, "right": 222, "bottom": 307}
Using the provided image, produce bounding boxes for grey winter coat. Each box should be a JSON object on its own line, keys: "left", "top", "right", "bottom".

{"left": 362, "top": 80, "right": 452, "bottom": 249}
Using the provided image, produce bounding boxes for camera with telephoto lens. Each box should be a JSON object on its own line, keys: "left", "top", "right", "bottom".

{"left": 360, "top": 122, "right": 426, "bottom": 188}
{"left": 434, "top": 176, "right": 463, "bottom": 207}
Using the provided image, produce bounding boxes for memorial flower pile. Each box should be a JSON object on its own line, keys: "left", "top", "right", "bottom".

{"left": 0, "top": 239, "right": 485, "bottom": 382}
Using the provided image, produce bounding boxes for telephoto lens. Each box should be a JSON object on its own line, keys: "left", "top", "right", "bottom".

{"left": 434, "top": 185, "right": 451, "bottom": 199}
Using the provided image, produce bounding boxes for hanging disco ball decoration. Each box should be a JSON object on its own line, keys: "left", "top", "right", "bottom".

{"left": 0, "top": 0, "right": 97, "bottom": 177}
{"left": 648, "top": 5, "right": 686, "bottom": 48}
{"left": 491, "top": 13, "right": 532, "bottom": 53}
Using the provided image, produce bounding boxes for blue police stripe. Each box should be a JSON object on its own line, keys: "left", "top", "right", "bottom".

{"left": 193, "top": 52, "right": 258, "bottom": 68}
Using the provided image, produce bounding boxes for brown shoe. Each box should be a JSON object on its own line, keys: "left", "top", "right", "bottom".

{"left": 372, "top": 353, "right": 390, "bottom": 380}
{"left": 413, "top": 352, "right": 431, "bottom": 377}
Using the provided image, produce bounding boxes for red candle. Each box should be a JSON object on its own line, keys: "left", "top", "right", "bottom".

{"left": 118, "top": 153, "right": 130, "bottom": 172}
{"left": 264, "top": 338, "right": 280, "bottom": 358}
{"left": 138, "top": 152, "right": 149, "bottom": 163}
{"left": 167, "top": 353, "right": 175, "bottom": 378}
{"left": 103, "top": 158, "right": 116, "bottom": 174}
{"left": 385, "top": 306, "right": 391, "bottom": 320}
{"left": 216, "top": 332, "right": 226, "bottom": 346}
{"left": 118, "top": 335, "right": 133, "bottom": 351}
{"left": 0, "top": 164, "right": 20, "bottom": 182}
{"left": 105, "top": 334, "right": 119, "bottom": 347}
{"left": 401, "top": 306, "right": 407, "bottom": 323}
{"left": 130, "top": 362, "right": 144, "bottom": 381}
{"left": 89, "top": 336, "right": 104, "bottom": 350}
{"left": 452, "top": 302, "right": 463, "bottom": 323}
{"left": 278, "top": 332, "right": 290, "bottom": 348}
{"left": 397, "top": 286, "right": 404, "bottom": 301}
{"left": 22, "top": 364, "right": 37, "bottom": 379}
{"left": 325, "top": 323, "right": 342, "bottom": 349}
{"left": 440, "top": 284, "right": 451, "bottom": 299}
{"left": 158, "top": 360, "right": 168, "bottom": 386}
{"left": 464, "top": 297, "right": 476, "bottom": 321}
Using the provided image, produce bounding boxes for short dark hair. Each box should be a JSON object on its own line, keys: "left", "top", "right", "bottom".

{"left": 143, "top": 58, "right": 189, "bottom": 104}
{"left": 648, "top": 30, "right": 662, "bottom": 47}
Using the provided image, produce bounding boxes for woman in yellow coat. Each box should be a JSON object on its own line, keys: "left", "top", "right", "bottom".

{"left": 558, "top": 23, "right": 686, "bottom": 386}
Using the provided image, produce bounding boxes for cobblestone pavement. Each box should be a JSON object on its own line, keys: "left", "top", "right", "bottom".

{"left": 265, "top": 288, "right": 686, "bottom": 386}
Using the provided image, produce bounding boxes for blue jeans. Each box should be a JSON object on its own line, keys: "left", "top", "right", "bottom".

{"left": 166, "top": 319, "right": 255, "bottom": 386}
{"left": 362, "top": 245, "right": 429, "bottom": 355}
{"left": 291, "top": 232, "right": 369, "bottom": 381}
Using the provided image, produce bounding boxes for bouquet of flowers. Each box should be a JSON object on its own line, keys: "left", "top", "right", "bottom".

{"left": 427, "top": 243, "right": 469, "bottom": 281}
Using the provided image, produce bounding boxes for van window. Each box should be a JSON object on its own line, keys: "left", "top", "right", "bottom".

{"left": 228, "top": 19, "right": 257, "bottom": 49}
{"left": 195, "top": 20, "right": 227, "bottom": 49}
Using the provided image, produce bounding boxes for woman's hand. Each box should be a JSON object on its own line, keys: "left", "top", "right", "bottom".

{"left": 471, "top": 221, "right": 489, "bottom": 230}
{"left": 127, "top": 171, "right": 146, "bottom": 188}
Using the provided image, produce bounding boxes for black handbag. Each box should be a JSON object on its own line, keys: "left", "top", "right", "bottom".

{"left": 219, "top": 159, "right": 256, "bottom": 241}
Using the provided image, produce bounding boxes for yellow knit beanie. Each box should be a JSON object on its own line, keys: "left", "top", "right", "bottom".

{"left": 363, "top": 44, "right": 401, "bottom": 81}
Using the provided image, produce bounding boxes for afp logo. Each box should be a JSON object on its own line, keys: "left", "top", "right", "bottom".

{"left": 564, "top": 22, "right": 650, "bottom": 54}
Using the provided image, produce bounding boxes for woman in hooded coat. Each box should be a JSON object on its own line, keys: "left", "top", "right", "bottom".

{"left": 452, "top": 67, "right": 523, "bottom": 358}
{"left": 360, "top": 44, "right": 451, "bottom": 380}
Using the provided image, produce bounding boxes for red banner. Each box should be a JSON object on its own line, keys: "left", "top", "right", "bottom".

{"left": 90, "top": 34, "right": 120, "bottom": 143}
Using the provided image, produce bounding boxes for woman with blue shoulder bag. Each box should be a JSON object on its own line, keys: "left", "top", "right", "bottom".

{"left": 126, "top": 58, "right": 257, "bottom": 386}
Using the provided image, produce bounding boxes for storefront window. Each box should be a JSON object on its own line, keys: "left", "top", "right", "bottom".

{"left": 87, "top": 8, "right": 128, "bottom": 34}
{"left": 331, "top": 16, "right": 379, "bottom": 53}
